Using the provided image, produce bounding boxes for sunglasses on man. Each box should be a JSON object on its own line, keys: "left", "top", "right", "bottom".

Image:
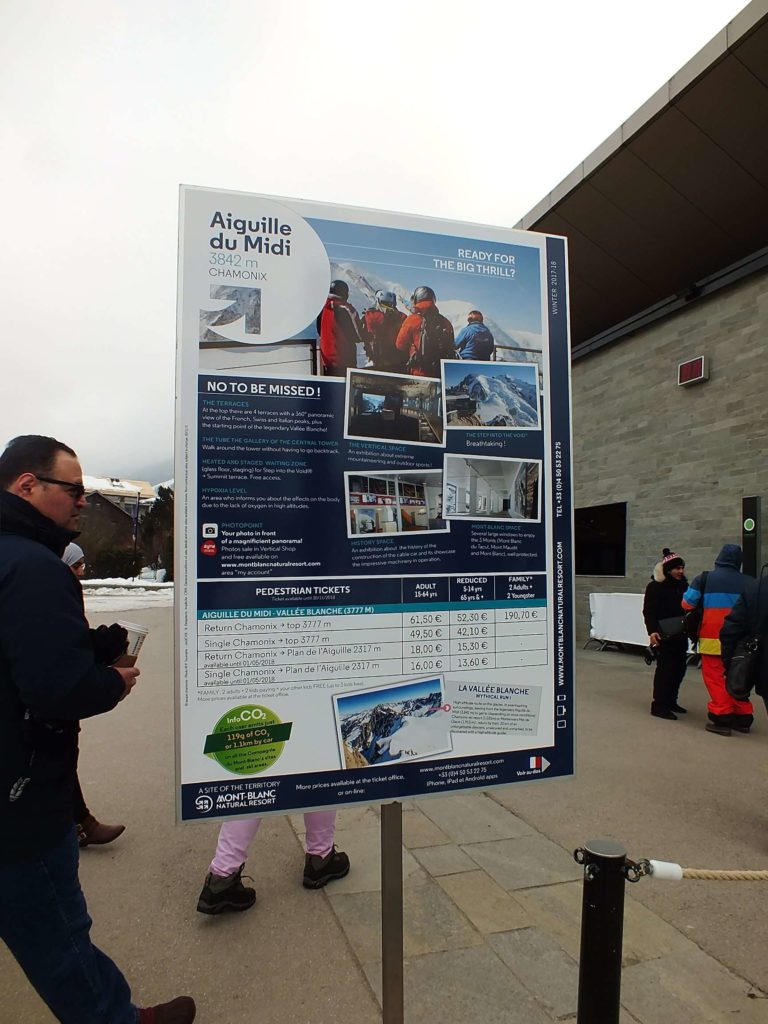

{"left": 36, "top": 476, "right": 87, "bottom": 500}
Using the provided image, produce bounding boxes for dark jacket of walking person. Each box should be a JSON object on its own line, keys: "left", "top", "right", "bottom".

{"left": 721, "top": 569, "right": 768, "bottom": 710}
{"left": 642, "top": 548, "right": 688, "bottom": 719}
{"left": 0, "top": 434, "right": 194, "bottom": 1024}
{"left": 455, "top": 311, "right": 495, "bottom": 360}
{"left": 61, "top": 541, "right": 128, "bottom": 846}
{"left": 317, "top": 279, "right": 362, "bottom": 376}
{"left": 682, "top": 543, "right": 753, "bottom": 735}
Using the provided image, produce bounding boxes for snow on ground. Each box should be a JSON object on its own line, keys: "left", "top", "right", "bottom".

{"left": 83, "top": 578, "right": 174, "bottom": 612}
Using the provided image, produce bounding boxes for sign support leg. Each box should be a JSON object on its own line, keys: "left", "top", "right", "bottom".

{"left": 381, "top": 800, "right": 404, "bottom": 1024}
{"left": 576, "top": 838, "right": 627, "bottom": 1023}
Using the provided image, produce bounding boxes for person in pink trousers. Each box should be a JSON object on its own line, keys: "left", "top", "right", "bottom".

{"left": 197, "top": 811, "right": 350, "bottom": 914}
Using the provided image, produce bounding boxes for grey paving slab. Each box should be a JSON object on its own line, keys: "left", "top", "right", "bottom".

{"left": 512, "top": 880, "right": 695, "bottom": 966}
{"left": 557, "top": 1011, "right": 647, "bottom": 1019}
{"left": 289, "top": 803, "right": 380, "bottom": 835}
{"left": 363, "top": 946, "right": 553, "bottom": 1024}
{"left": 460, "top": 834, "right": 583, "bottom": 890}
{"left": 489, "top": 926, "right": 579, "bottom": 1019}
{"left": 401, "top": 807, "right": 452, "bottom": 849}
{"left": 317, "top": 825, "right": 429, "bottom": 894}
{"left": 328, "top": 882, "right": 484, "bottom": 962}
{"left": 436, "top": 870, "right": 532, "bottom": 934}
{"left": 416, "top": 792, "right": 536, "bottom": 844}
{"left": 559, "top": 1012, "right": 642, "bottom": 1024}
{"left": 511, "top": 881, "right": 584, "bottom": 960}
{"left": 621, "top": 947, "right": 768, "bottom": 1023}
{"left": 411, "top": 844, "right": 478, "bottom": 876}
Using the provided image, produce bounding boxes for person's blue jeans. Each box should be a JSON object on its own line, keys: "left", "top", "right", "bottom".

{"left": 0, "top": 827, "right": 137, "bottom": 1023}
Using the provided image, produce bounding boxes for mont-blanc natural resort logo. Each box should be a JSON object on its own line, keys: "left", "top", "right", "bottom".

{"left": 203, "top": 704, "right": 292, "bottom": 776}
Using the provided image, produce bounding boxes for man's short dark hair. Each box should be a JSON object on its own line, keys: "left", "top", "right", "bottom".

{"left": 0, "top": 435, "right": 77, "bottom": 489}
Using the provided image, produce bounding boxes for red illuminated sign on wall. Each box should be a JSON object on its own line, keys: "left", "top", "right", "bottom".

{"left": 678, "top": 356, "right": 709, "bottom": 387}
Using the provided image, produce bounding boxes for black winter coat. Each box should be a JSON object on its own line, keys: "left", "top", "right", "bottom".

{"left": 642, "top": 571, "right": 688, "bottom": 638}
{"left": 0, "top": 491, "right": 124, "bottom": 862}
{"left": 721, "top": 576, "right": 768, "bottom": 697}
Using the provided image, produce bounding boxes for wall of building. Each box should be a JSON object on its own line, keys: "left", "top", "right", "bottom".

{"left": 572, "top": 268, "right": 768, "bottom": 641}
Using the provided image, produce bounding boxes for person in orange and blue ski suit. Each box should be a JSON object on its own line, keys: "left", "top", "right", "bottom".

{"left": 682, "top": 543, "right": 754, "bottom": 737}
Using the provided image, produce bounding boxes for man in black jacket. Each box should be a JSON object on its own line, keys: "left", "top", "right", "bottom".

{"left": 0, "top": 436, "right": 195, "bottom": 1024}
{"left": 642, "top": 548, "right": 689, "bottom": 720}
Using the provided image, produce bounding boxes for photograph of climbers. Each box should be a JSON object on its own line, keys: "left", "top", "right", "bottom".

{"left": 310, "top": 218, "right": 543, "bottom": 380}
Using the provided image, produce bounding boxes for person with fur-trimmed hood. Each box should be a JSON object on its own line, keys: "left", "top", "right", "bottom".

{"left": 642, "top": 548, "right": 689, "bottom": 720}
{"left": 682, "top": 544, "right": 753, "bottom": 736}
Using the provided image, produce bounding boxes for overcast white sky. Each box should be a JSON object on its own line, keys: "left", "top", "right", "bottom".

{"left": 0, "top": 0, "right": 749, "bottom": 479}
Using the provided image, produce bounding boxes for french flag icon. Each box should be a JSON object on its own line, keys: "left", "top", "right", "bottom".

{"left": 529, "top": 756, "right": 550, "bottom": 771}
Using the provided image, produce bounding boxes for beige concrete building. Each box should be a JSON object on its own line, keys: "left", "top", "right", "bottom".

{"left": 517, "top": 0, "right": 768, "bottom": 640}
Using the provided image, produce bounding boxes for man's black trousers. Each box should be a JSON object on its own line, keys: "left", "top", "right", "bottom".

{"left": 652, "top": 637, "right": 688, "bottom": 712}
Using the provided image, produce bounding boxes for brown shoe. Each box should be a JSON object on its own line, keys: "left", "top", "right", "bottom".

{"left": 137, "top": 996, "right": 196, "bottom": 1023}
{"left": 77, "top": 814, "right": 126, "bottom": 847}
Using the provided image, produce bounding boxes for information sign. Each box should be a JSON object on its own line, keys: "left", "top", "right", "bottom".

{"left": 176, "top": 186, "right": 574, "bottom": 820}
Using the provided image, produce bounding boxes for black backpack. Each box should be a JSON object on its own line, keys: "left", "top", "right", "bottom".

{"left": 408, "top": 310, "right": 454, "bottom": 376}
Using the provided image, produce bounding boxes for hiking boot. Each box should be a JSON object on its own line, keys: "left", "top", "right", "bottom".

{"left": 196, "top": 864, "right": 256, "bottom": 915}
{"left": 705, "top": 721, "right": 732, "bottom": 737}
{"left": 303, "top": 846, "right": 350, "bottom": 889}
{"left": 730, "top": 718, "right": 753, "bottom": 733}
{"left": 651, "top": 707, "right": 677, "bottom": 720}
{"left": 77, "top": 815, "right": 125, "bottom": 848}
{"left": 137, "top": 996, "right": 196, "bottom": 1023}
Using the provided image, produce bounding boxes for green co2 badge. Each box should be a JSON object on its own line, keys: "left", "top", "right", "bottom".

{"left": 203, "top": 704, "right": 292, "bottom": 776}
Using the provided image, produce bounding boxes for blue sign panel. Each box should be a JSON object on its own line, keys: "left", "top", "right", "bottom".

{"left": 176, "top": 187, "right": 573, "bottom": 821}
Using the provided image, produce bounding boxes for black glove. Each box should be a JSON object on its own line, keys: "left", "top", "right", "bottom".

{"left": 91, "top": 624, "right": 129, "bottom": 665}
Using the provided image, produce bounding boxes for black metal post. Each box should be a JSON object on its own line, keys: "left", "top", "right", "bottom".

{"left": 132, "top": 492, "right": 140, "bottom": 575}
{"left": 742, "top": 497, "right": 761, "bottom": 578}
{"left": 576, "top": 839, "right": 627, "bottom": 1024}
{"left": 381, "top": 801, "right": 404, "bottom": 1024}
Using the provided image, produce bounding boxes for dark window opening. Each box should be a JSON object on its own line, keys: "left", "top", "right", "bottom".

{"left": 575, "top": 502, "right": 627, "bottom": 576}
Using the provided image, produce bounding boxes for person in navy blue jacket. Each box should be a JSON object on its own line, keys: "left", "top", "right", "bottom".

{"left": 455, "top": 310, "right": 495, "bottom": 360}
{"left": 0, "top": 435, "right": 195, "bottom": 1024}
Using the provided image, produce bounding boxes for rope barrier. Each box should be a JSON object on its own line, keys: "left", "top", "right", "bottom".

{"left": 681, "top": 868, "right": 768, "bottom": 881}
{"left": 641, "top": 859, "right": 768, "bottom": 882}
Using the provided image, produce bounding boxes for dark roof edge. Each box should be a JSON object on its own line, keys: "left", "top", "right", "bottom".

{"left": 87, "top": 491, "right": 133, "bottom": 517}
{"left": 571, "top": 245, "right": 768, "bottom": 361}
{"left": 515, "top": 0, "right": 768, "bottom": 230}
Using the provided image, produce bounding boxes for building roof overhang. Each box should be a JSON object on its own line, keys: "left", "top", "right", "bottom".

{"left": 515, "top": 0, "right": 768, "bottom": 356}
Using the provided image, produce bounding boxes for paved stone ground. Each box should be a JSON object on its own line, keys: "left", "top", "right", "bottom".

{"left": 293, "top": 792, "right": 768, "bottom": 1023}
{"left": 2, "top": 606, "right": 768, "bottom": 1022}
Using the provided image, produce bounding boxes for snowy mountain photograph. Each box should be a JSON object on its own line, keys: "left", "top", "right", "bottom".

{"left": 333, "top": 677, "right": 452, "bottom": 769}
{"left": 442, "top": 361, "right": 541, "bottom": 429}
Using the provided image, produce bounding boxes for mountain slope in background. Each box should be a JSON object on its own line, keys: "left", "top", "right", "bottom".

{"left": 340, "top": 690, "right": 446, "bottom": 765}
{"left": 446, "top": 371, "right": 539, "bottom": 426}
